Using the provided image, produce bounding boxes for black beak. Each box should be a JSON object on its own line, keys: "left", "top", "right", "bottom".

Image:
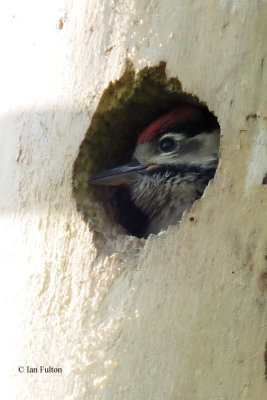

{"left": 88, "top": 158, "right": 146, "bottom": 186}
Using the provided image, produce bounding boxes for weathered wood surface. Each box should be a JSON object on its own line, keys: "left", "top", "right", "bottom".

{"left": 0, "top": 1, "right": 266, "bottom": 398}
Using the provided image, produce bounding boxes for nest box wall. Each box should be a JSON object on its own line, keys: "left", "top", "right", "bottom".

{"left": 1, "top": 1, "right": 266, "bottom": 399}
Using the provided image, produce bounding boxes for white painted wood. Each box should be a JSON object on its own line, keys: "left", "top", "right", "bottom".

{"left": 0, "top": 0, "right": 266, "bottom": 398}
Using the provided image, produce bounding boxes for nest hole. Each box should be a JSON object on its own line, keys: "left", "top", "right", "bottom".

{"left": 73, "top": 62, "right": 220, "bottom": 240}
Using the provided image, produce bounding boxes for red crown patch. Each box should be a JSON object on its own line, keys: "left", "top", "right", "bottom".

{"left": 137, "top": 105, "right": 201, "bottom": 144}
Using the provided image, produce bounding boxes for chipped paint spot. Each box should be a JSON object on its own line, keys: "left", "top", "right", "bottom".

{"left": 245, "top": 122, "right": 267, "bottom": 192}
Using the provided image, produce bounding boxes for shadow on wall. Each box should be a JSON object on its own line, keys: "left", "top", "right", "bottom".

{"left": 0, "top": 107, "right": 91, "bottom": 214}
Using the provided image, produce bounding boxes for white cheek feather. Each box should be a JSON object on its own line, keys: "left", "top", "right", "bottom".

{"left": 133, "top": 142, "right": 155, "bottom": 165}
{"left": 169, "top": 130, "right": 220, "bottom": 165}
{"left": 188, "top": 130, "right": 220, "bottom": 164}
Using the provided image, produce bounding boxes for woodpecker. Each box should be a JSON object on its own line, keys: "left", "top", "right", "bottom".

{"left": 89, "top": 105, "right": 220, "bottom": 237}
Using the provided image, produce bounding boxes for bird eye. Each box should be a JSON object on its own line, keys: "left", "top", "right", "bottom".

{"left": 159, "top": 138, "right": 176, "bottom": 152}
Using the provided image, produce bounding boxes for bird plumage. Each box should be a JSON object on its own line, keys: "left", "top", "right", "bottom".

{"left": 89, "top": 105, "right": 220, "bottom": 237}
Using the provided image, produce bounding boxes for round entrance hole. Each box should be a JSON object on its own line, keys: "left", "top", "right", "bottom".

{"left": 73, "top": 62, "right": 220, "bottom": 240}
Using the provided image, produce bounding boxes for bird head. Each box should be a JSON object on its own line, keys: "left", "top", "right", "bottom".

{"left": 88, "top": 105, "right": 220, "bottom": 186}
